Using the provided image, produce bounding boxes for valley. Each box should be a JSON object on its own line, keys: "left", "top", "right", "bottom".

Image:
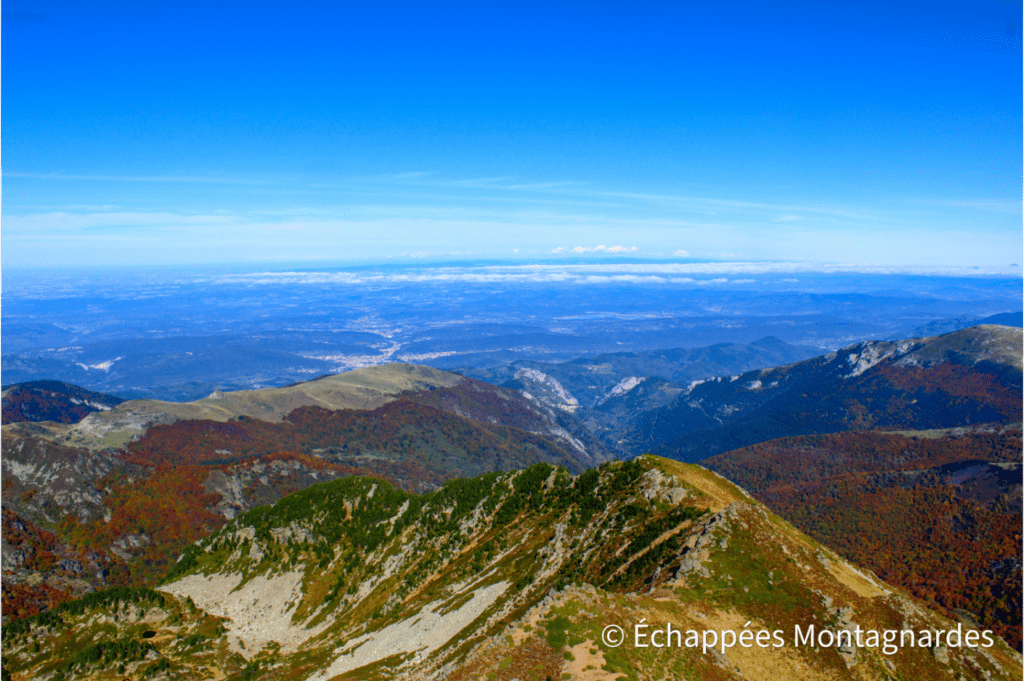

{"left": 1, "top": 322, "right": 1021, "bottom": 679}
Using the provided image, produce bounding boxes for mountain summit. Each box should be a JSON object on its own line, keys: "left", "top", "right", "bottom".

{"left": 4, "top": 457, "right": 1019, "bottom": 680}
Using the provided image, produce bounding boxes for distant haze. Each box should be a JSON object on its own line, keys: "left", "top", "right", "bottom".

{"left": 2, "top": 262, "right": 1020, "bottom": 400}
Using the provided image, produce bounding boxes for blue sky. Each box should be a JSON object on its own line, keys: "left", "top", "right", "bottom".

{"left": 3, "top": 1, "right": 1021, "bottom": 269}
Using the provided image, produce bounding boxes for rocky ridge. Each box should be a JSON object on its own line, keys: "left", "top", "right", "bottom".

{"left": 4, "top": 457, "right": 1020, "bottom": 680}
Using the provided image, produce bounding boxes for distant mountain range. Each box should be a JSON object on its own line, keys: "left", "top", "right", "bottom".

{"left": 460, "top": 336, "right": 818, "bottom": 406}
{"left": 5, "top": 457, "right": 1020, "bottom": 681}
{"left": 619, "top": 325, "right": 1022, "bottom": 460}
{"left": 3, "top": 336, "right": 821, "bottom": 460}
{"left": 457, "top": 325, "right": 1022, "bottom": 460}
{"left": 1, "top": 363, "right": 605, "bottom": 459}
{"left": 0, "top": 310, "right": 892, "bottom": 402}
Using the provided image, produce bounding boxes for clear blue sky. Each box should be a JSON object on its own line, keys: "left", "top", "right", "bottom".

{"left": 3, "top": 1, "right": 1021, "bottom": 269}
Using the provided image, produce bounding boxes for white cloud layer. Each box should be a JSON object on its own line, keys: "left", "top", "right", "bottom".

{"left": 551, "top": 245, "right": 638, "bottom": 254}
{"left": 207, "top": 261, "right": 1021, "bottom": 288}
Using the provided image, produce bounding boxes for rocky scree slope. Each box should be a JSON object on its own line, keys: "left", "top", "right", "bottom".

{"left": 389, "top": 373, "right": 609, "bottom": 465}
{"left": 4, "top": 457, "right": 1020, "bottom": 681}
{"left": 622, "top": 325, "right": 1023, "bottom": 460}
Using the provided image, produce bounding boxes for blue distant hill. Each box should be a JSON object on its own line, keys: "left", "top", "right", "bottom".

{"left": 975, "top": 311, "right": 1023, "bottom": 328}
{"left": 906, "top": 311, "right": 1023, "bottom": 339}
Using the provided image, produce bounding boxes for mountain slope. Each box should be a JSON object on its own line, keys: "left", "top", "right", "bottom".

{"left": 704, "top": 425, "right": 1023, "bottom": 650}
{"left": 1, "top": 364, "right": 608, "bottom": 463}
{"left": 624, "top": 325, "right": 1022, "bottom": 460}
{"left": 398, "top": 375, "right": 610, "bottom": 463}
{"left": 1, "top": 364, "right": 463, "bottom": 450}
{"left": 0, "top": 436, "right": 374, "bottom": 619}
{"left": 5, "top": 458, "right": 1020, "bottom": 680}
{"left": 1, "top": 509, "right": 80, "bottom": 620}
{"left": 122, "top": 400, "right": 595, "bottom": 481}
{"left": 1, "top": 392, "right": 598, "bottom": 620}
{"left": 0, "top": 380, "right": 124, "bottom": 425}
{"left": 463, "top": 336, "right": 817, "bottom": 409}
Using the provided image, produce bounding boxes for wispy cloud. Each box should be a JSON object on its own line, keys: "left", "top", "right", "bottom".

{"left": 361, "top": 173, "right": 589, "bottom": 193}
{"left": 9, "top": 169, "right": 1019, "bottom": 234}
{"left": 911, "top": 198, "right": 1021, "bottom": 213}
{"left": 3, "top": 166, "right": 1020, "bottom": 269}
{"left": 2, "top": 211, "right": 243, "bottom": 235}
{"left": 5, "top": 171, "right": 270, "bottom": 185}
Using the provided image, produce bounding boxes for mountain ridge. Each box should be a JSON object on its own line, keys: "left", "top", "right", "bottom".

{"left": 4, "top": 457, "right": 1020, "bottom": 680}
{"left": 623, "top": 325, "right": 1022, "bottom": 460}
{"left": 1, "top": 364, "right": 607, "bottom": 462}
